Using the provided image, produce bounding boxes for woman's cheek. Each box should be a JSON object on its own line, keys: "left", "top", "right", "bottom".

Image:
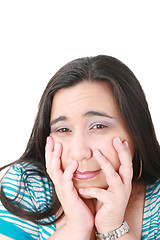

{"left": 96, "top": 138, "right": 120, "bottom": 171}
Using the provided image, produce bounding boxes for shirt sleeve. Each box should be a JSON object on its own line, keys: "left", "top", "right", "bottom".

{"left": 0, "top": 162, "right": 56, "bottom": 240}
{"left": 142, "top": 179, "right": 160, "bottom": 239}
{"left": 0, "top": 218, "right": 34, "bottom": 240}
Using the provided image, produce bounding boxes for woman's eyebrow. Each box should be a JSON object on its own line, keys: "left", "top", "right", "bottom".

{"left": 83, "top": 110, "right": 115, "bottom": 119}
{"left": 50, "top": 111, "right": 115, "bottom": 127}
{"left": 50, "top": 116, "right": 67, "bottom": 126}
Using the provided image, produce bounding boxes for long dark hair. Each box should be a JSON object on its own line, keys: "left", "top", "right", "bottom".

{"left": 1, "top": 55, "right": 160, "bottom": 225}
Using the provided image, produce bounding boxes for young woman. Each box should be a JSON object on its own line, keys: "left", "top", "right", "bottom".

{"left": 0, "top": 55, "right": 160, "bottom": 240}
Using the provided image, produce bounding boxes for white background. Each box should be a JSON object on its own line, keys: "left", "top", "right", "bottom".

{"left": 0, "top": 0, "right": 160, "bottom": 178}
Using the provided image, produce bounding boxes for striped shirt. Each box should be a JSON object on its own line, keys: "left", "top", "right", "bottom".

{"left": 0, "top": 162, "right": 160, "bottom": 239}
{"left": 142, "top": 179, "right": 160, "bottom": 239}
{"left": 0, "top": 162, "right": 56, "bottom": 240}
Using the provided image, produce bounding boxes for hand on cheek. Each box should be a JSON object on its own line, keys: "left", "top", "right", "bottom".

{"left": 45, "top": 136, "right": 95, "bottom": 232}
{"left": 79, "top": 137, "right": 133, "bottom": 233}
{"left": 113, "top": 137, "right": 133, "bottom": 186}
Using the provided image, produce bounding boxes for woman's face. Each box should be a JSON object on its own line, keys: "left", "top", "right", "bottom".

{"left": 50, "top": 81, "right": 134, "bottom": 190}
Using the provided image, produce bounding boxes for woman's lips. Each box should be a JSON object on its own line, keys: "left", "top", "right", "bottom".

{"left": 73, "top": 170, "right": 101, "bottom": 180}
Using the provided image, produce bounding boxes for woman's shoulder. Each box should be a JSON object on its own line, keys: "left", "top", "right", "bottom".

{"left": 142, "top": 180, "right": 160, "bottom": 238}
{"left": 2, "top": 161, "right": 49, "bottom": 180}
{"left": 0, "top": 162, "right": 56, "bottom": 239}
{"left": 1, "top": 161, "right": 53, "bottom": 211}
{"left": 1, "top": 161, "right": 51, "bottom": 188}
{"left": 144, "top": 178, "right": 160, "bottom": 211}
{"left": 3, "top": 161, "right": 44, "bottom": 175}
{"left": 1, "top": 161, "right": 40, "bottom": 177}
{"left": 146, "top": 178, "right": 160, "bottom": 196}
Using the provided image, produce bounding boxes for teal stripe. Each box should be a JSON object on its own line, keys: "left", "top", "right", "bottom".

{"left": 0, "top": 214, "right": 39, "bottom": 238}
{"left": 0, "top": 219, "right": 34, "bottom": 240}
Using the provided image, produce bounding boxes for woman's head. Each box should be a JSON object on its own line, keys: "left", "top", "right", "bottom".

{"left": 50, "top": 80, "right": 134, "bottom": 189}
{"left": 24, "top": 55, "right": 160, "bottom": 182}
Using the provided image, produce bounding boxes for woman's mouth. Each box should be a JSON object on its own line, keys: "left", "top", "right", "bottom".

{"left": 73, "top": 169, "right": 101, "bottom": 180}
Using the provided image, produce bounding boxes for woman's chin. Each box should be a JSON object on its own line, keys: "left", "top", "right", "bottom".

{"left": 74, "top": 181, "right": 108, "bottom": 192}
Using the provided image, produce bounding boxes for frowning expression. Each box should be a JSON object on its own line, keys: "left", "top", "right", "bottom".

{"left": 50, "top": 81, "right": 134, "bottom": 189}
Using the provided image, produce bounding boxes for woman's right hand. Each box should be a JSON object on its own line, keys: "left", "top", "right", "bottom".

{"left": 45, "top": 136, "right": 94, "bottom": 236}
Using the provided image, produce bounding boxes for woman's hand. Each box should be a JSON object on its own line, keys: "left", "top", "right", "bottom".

{"left": 79, "top": 137, "right": 133, "bottom": 234}
{"left": 45, "top": 136, "right": 95, "bottom": 235}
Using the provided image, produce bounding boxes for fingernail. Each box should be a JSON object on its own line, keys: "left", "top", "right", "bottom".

{"left": 46, "top": 137, "right": 52, "bottom": 144}
{"left": 124, "top": 141, "right": 129, "bottom": 148}
{"left": 94, "top": 150, "right": 102, "bottom": 157}
{"left": 116, "top": 137, "right": 122, "bottom": 144}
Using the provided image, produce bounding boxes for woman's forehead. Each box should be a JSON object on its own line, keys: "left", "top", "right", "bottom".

{"left": 51, "top": 81, "right": 120, "bottom": 120}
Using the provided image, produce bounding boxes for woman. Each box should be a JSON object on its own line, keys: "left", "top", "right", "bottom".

{"left": 0, "top": 55, "right": 160, "bottom": 240}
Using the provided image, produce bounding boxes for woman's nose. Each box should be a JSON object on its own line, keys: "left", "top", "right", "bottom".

{"left": 70, "top": 133, "right": 92, "bottom": 162}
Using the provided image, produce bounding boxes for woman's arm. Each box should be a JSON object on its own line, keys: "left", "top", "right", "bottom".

{"left": 118, "top": 231, "right": 138, "bottom": 240}
{"left": 47, "top": 224, "right": 93, "bottom": 240}
{"left": 48, "top": 226, "right": 138, "bottom": 240}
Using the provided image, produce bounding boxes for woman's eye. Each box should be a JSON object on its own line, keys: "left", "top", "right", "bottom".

{"left": 91, "top": 124, "right": 107, "bottom": 130}
{"left": 56, "top": 128, "right": 71, "bottom": 133}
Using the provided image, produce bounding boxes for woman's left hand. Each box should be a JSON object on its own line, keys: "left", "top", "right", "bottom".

{"left": 79, "top": 137, "right": 133, "bottom": 234}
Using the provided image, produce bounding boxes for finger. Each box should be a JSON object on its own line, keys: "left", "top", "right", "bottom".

{"left": 63, "top": 160, "right": 78, "bottom": 182}
{"left": 93, "top": 150, "right": 122, "bottom": 189}
{"left": 45, "top": 136, "right": 54, "bottom": 174}
{"left": 79, "top": 187, "right": 110, "bottom": 203}
{"left": 52, "top": 142, "right": 63, "bottom": 172}
{"left": 113, "top": 137, "right": 133, "bottom": 185}
{"left": 45, "top": 136, "right": 54, "bottom": 165}
{"left": 45, "top": 137, "right": 63, "bottom": 181}
{"left": 46, "top": 136, "right": 54, "bottom": 151}
{"left": 60, "top": 161, "right": 80, "bottom": 199}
